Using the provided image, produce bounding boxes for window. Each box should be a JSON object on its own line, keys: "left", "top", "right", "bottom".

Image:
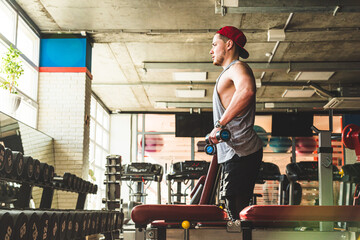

{"left": 0, "top": 0, "right": 39, "bottom": 128}
{"left": 0, "top": 0, "right": 16, "bottom": 43}
{"left": 17, "top": 18, "right": 40, "bottom": 65}
{"left": 88, "top": 96, "right": 110, "bottom": 209}
{"left": 135, "top": 114, "right": 206, "bottom": 204}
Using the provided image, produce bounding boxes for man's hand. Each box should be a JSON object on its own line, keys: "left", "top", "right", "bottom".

{"left": 208, "top": 127, "right": 223, "bottom": 144}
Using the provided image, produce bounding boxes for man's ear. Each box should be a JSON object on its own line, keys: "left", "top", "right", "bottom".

{"left": 226, "top": 39, "right": 235, "bottom": 50}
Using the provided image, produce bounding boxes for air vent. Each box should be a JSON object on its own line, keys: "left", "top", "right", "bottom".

{"left": 323, "top": 97, "right": 360, "bottom": 109}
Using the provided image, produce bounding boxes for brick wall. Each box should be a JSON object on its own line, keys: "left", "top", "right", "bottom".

{"left": 37, "top": 72, "right": 91, "bottom": 209}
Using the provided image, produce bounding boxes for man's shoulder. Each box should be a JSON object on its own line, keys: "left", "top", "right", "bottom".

{"left": 229, "top": 61, "right": 252, "bottom": 74}
{"left": 232, "top": 60, "right": 249, "bottom": 69}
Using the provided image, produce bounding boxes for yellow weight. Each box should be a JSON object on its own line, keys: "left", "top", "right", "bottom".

{"left": 181, "top": 220, "right": 190, "bottom": 229}
{"left": 339, "top": 169, "right": 344, "bottom": 178}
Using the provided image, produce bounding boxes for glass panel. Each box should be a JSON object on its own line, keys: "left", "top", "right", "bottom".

{"left": 95, "top": 145, "right": 102, "bottom": 165}
{"left": 138, "top": 134, "right": 191, "bottom": 162}
{"left": 101, "top": 150, "right": 107, "bottom": 167}
{"left": 103, "top": 110, "right": 109, "bottom": 130}
{"left": 144, "top": 114, "right": 175, "bottom": 132}
{"left": 95, "top": 123, "right": 102, "bottom": 145}
{"left": 17, "top": 58, "right": 38, "bottom": 100}
{"left": 89, "top": 141, "right": 95, "bottom": 164}
{"left": 102, "top": 131, "right": 109, "bottom": 151}
{"left": 17, "top": 18, "right": 40, "bottom": 65}
{"left": 0, "top": 40, "right": 8, "bottom": 80}
{"left": 137, "top": 114, "right": 143, "bottom": 132}
{"left": 313, "top": 115, "right": 342, "bottom": 133}
{"left": 96, "top": 102, "right": 103, "bottom": 123}
{"left": 89, "top": 118, "right": 95, "bottom": 140}
{"left": 14, "top": 100, "right": 37, "bottom": 128}
{"left": 90, "top": 96, "right": 96, "bottom": 117}
{"left": 0, "top": 0, "right": 16, "bottom": 43}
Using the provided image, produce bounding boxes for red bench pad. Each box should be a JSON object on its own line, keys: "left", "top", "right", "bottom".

{"left": 131, "top": 204, "right": 227, "bottom": 226}
{"left": 240, "top": 205, "right": 360, "bottom": 222}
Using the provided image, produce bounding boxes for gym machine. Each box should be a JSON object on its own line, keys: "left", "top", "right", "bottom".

{"left": 105, "top": 161, "right": 163, "bottom": 226}
{"left": 122, "top": 162, "right": 163, "bottom": 204}
{"left": 167, "top": 160, "right": 210, "bottom": 204}
{"left": 253, "top": 162, "right": 287, "bottom": 205}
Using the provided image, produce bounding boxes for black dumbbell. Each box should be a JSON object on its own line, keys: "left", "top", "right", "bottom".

{"left": 0, "top": 144, "right": 5, "bottom": 173}
{"left": 205, "top": 129, "right": 231, "bottom": 144}
{"left": 204, "top": 129, "right": 231, "bottom": 155}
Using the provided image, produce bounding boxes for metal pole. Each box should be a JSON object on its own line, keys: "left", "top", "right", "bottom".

{"left": 141, "top": 114, "right": 145, "bottom": 162}
{"left": 157, "top": 181, "right": 161, "bottom": 204}
{"left": 318, "top": 130, "right": 334, "bottom": 231}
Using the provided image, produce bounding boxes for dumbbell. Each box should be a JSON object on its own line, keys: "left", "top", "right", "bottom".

{"left": 204, "top": 129, "right": 231, "bottom": 155}
{"left": 0, "top": 144, "right": 5, "bottom": 173}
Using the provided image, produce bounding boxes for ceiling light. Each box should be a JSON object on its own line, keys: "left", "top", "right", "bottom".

{"left": 324, "top": 97, "right": 360, "bottom": 109}
{"left": 282, "top": 89, "right": 315, "bottom": 98}
{"left": 264, "top": 103, "right": 275, "bottom": 108}
{"left": 155, "top": 101, "right": 212, "bottom": 109}
{"left": 267, "top": 29, "right": 285, "bottom": 42}
{"left": 255, "top": 78, "right": 262, "bottom": 88}
{"left": 223, "top": 0, "right": 239, "bottom": 7}
{"left": 294, "top": 72, "right": 335, "bottom": 81}
{"left": 173, "top": 72, "right": 207, "bottom": 81}
{"left": 176, "top": 89, "right": 206, "bottom": 98}
{"left": 154, "top": 102, "right": 171, "bottom": 108}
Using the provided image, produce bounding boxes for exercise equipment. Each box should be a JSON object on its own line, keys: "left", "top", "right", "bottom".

{"left": 269, "top": 136, "right": 292, "bottom": 153}
{"left": 286, "top": 161, "right": 340, "bottom": 206}
{"left": 342, "top": 124, "right": 360, "bottom": 161}
{"left": 254, "top": 162, "right": 287, "bottom": 205}
{"left": 167, "top": 160, "right": 210, "bottom": 204}
{"left": 121, "top": 162, "right": 163, "bottom": 223}
{"left": 204, "top": 129, "right": 231, "bottom": 155}
{"left": 0, "top": 144, "right": 5, "bottom": 172}
{"left": 131, "top": 153, "right": 360, "bottom": 240}
{"left": 10, "top": 151, "right": 25, "bottom": 179}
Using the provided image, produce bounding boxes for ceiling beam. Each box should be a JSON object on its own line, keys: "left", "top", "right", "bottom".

{"left": 216, "top": 6, "right": 360, "bottom": 14}
{"left": 143, "top": 62, "right": 360, "bottom": 73}
{"left": 216, "top": 0, "right": 360, "bottom": 14}
{"left": 154, "top": 101, "right": 326, "bottom": 110}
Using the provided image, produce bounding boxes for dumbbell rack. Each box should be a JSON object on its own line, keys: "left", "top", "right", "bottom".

{"left": 0, "top": 169, "right": 95, "bottom": 210}
{"left": 103, "top": 155, "right": 123, "bottom": 240}
{"left": 0, "top": 146, "right": 127, "bottom": 240}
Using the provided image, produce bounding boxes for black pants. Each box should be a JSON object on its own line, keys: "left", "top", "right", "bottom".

{"left": 220, "top": 148, "right": 263, "bottom": 220}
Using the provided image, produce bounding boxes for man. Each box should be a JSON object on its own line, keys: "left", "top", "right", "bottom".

{"left": 208, "top": 26, "right": 263, "bottom": 220}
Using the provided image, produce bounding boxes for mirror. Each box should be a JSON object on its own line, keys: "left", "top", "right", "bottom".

{"left": 0, "top": 111, "right": 55, "bottom": 207}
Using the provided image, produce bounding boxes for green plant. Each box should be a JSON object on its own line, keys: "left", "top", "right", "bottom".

{"left": 0, "top": 45, "right": 24, "bottom": 94}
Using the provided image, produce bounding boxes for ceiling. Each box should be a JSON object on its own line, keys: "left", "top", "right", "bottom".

{"left": 14, "top": 0, "right": 360, "bottom": 113}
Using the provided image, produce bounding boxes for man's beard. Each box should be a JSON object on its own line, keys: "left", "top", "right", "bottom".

{"left": 213, "top": 51, "right": 225, "bottom": 66}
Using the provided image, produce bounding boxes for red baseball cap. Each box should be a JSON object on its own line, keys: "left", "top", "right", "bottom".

{"left": 216, "top": 26, "right": 249, "bottom": 59}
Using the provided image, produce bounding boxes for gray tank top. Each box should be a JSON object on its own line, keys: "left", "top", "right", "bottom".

{"left": 213, "top": 60, "right": 263, "bottom": 164}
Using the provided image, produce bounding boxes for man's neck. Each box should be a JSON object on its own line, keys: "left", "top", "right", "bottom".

{"left": 221, "top": 56, "right": 239, "bottom": 69}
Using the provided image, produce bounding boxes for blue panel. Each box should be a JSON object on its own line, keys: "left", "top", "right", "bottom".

{"left": 40, "top": 38, "right": 87, "bottom": 67}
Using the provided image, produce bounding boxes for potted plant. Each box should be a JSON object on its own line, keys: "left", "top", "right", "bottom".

{"left": 0, "top": 45, "right": 24, "bottom": 114}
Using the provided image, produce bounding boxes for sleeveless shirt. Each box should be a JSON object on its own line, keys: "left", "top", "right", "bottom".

{"left": 213, "top": 60, "right": 263, "bottom": 164}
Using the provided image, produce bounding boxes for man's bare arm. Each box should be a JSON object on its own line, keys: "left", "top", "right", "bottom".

{"left": 208, "top": 63, "right": 255, "bottom": 144}
{"left": 219, "top": 63, "right": 256, "bottom": 126}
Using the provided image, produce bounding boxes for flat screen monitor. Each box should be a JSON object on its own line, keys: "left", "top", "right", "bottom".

{"left": 271, "top": 113, "right": 314, "bottom": 137}
{"left": 175, "top": 112, "right": 213, "bottom": 137}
